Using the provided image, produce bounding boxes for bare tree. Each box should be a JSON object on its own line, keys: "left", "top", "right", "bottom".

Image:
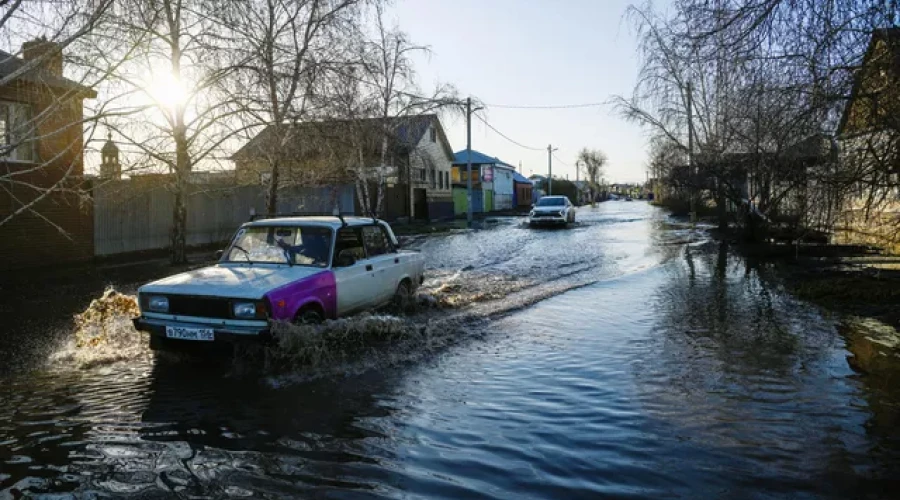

{"left": 356, "top": 3, "right": 459, "bottom": 216}
{"left": 103, "top": 0, "right": 243, "bottom": 264}
{"left": 218, "top": 0, "right": 366, "bottom": 216}
{"left": 577, "top": 148, "right": 607, "bottom": 206}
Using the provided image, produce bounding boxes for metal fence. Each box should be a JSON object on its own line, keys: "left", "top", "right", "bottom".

{"left": 93, "top": 181, "right": 355, "bottom": 256}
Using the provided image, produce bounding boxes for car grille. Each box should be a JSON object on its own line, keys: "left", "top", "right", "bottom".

{"left": 535, "top": 212, "right": 560, "bottom": 218}
{"left": 167, "top": 295, "right": 232, "bottom": 319}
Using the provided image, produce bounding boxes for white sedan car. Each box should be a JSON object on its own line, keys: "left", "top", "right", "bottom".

{"left": 529, "top": 196, "right": 576, "bottom": 227}
{"left": 133, "top": 216, "right": 425, "bottom": 350}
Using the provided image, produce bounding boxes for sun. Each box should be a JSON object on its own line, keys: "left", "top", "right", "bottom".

{"left": 145, "top": 71, "right": 188, "bottom": 111}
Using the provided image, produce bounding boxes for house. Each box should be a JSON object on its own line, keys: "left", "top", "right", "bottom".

{"left": 835, "top": 27, "right": 900, "bottom": 251}
{"left": 232, "top": 114, "right": 454, "bottom": 221}
{"left": 513, "top": 171, "right": 533, "bottom": 209}
{"left": 492, "top": 163, "right": 516, "bottom": 211}
{"left": 0, "top": 39, "right": 97, "bottom": 271}
{"left": 451, "top": 149, "right": 516, "bottom": 214}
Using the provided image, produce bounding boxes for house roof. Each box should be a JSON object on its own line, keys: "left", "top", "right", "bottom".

{"left": 513, "top": 171, "right": 532, "bottom": 184}
{"left": 0, "top": 49, "right": 95, "bottom": 97}
{"left": 452, "top": 149, "right": 514, "bottom": 168}
{"left": 232, "top": 114, "right": 454, "bottom": 162}
{"left": 837, "top": 27, "right": 900, "bottom": 136}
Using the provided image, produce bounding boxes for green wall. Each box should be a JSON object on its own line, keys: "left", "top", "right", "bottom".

{"left": 453, "top": 187, "right": 468, "bottom": 215}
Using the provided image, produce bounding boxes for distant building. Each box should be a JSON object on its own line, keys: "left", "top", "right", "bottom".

{"left": 232, "top": 114, "right": 454, "bottom": 221}
{"left": 452, "top": 149, "right": 516, "bottom": 214}
{"left": 99, "top": 131, "right": 121, "bottom": 180}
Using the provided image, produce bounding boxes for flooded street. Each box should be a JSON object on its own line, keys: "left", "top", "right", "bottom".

{"left": 2, "top": 202, "right": 899, "bottom": 498}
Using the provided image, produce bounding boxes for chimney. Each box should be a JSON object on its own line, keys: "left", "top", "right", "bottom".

{"left": 22, "top": 37, "right": 63, "bottom": 76}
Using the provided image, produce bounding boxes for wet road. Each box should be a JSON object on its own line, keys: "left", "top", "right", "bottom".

{"left": 2, "top": 202, "right": 900, "bottom": 498}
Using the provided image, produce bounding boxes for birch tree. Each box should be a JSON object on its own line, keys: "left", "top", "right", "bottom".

{"left": 218, "top": 0, "right": 366, "bottom": 216}
{"left": 105, "top": 0, "right": 241, "bottom": 264}
{"left": 357, "top": 3, "right": 458, "bottom": 216}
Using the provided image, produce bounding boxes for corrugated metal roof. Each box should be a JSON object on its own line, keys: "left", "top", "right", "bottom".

{"left": 452, "top": 149, "right": 515, "bottom": 169}
{"left": 513, "top": 171, "right": 532, "bottom": 184}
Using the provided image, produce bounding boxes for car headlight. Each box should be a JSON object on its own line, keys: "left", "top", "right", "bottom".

{"left": 233, "top": 301, "right": 266, "bottom": 319}
{"left": 147, "top": 295, "right": 169, "bottom": 312}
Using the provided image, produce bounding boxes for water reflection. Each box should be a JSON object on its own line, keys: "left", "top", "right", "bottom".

{"left": 2, "top": 202, "right": 900, "bottom": 498}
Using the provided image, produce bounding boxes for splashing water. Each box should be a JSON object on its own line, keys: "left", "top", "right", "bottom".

{"left": 50, "top": 288, "right": 153, "bottom": 369}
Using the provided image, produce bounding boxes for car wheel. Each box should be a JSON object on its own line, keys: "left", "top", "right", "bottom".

{"left": 393, "top": 280, "right": 414, "bottom": 313}
{"left": 295, "top": 306, "right": 324, "bottom": 325}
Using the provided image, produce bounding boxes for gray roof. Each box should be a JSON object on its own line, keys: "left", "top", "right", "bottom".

{"left": 232, "top": 114, "right": 454, "bottom": 162}
{"left": 0, "top": 49, "right": 95, "bottom": 96}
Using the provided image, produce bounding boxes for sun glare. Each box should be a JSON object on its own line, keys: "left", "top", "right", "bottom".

{"left": 146, "top": 71, "right": 188, "bottom": 111}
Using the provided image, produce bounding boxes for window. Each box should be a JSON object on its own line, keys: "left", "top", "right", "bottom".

{"left": 438, "top": 170, "right": 444, "bottom": 189}
{"left": 419, "top": 168, "right": 426, "bottom": 182}
{"left": 334, "top": 227, "right": 366, "bottom": 266}
{"left": 445, "top": 171, "right": 450, "bottom": 188}
{"left": 362, "top": 225, "right": 392, "bottom": 256}
{"left": 430, "top": 168, "right": 436, "bottom": 188}
{"left": 430, "top": 127, "right": 437, "bottom": 142}
{"left": 0, "top": 101, "right": 34, "bottom": 162}
{"left": 225, "top": 226, "right": 331, "bottom": 267}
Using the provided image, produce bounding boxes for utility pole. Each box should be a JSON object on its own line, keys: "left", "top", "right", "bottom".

{"left": 464, "top": 97, "right": 485, "bottom": 227}
{"left": 547, "top": 144, "right": 558, "bottom": 195}
{"left": 466, "top": 97, "right": 473, "bottom": 227}
{"left": 687, "top": 81, "right": 696, "bottom": 224}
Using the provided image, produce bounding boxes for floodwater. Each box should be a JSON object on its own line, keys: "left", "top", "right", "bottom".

{"left": 2, "top": 202, "right": 900, "bottom": 498}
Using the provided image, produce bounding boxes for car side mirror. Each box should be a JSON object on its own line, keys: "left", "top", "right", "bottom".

{"left": 215, "top": 249, "right": 224, "bottom": 260}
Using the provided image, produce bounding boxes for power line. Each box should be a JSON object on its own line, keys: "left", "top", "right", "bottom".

{"left": 552, "top": 153, "right": 572, "bottom": 168}
{"left": 484, "top": 101, "right": 606, "bottom": 110}
{"left": 472, "top": 113, "right": 544, "bottom": 151}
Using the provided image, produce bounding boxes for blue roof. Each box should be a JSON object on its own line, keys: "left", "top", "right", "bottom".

{"left": 513, "top": 171, "right": 532, "bottom": 184}
{"left": 453, "top": 149, "right": 514, "bottom": 168}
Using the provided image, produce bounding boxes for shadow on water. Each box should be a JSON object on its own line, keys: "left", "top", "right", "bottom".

{"left": 636, "top": 240, "right": 900, "bottom": 496}
{"left": 136, "top": 360, "right": 403, "bottom": 497}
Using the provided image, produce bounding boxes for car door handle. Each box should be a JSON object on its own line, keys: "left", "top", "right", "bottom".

{"left": 365, "top": 264, "right": 373, "bottom": 271}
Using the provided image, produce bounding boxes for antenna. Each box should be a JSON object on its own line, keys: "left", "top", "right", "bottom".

{"left": 332, "top": 204, "right": 346, "bottom": 226}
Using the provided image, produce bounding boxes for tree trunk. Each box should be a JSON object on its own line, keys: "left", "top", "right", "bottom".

{"left": 266, "top": 160, "right": 279, "bottom": 216}
{"left": 170, "top": 181, "right": 187, "bottom": 265}
{"left": 170, "top": 135, "right": 189, "bottom": 264}
{"left": 717, "top": 179, "right": 727, "bottom": 232}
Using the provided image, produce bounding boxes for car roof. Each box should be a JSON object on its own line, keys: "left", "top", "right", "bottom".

{"left": 244, "top": 216, "right": 385, "bottom": 228}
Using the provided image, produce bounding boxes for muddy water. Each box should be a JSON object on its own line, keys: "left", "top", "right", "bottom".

{"left": 2, "top": 202, "right": 900, "bottom": 498}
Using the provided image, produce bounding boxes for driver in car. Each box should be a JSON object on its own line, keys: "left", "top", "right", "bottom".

{"left": 276, "top": 232, "right": 329, "bottom": 266}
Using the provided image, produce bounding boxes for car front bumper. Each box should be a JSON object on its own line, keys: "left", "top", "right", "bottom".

{"left": 529, "top": 216, "right": 567, "bottom": 225}
{"left": 132, "top": 316, "right": 271, "bottom": 344}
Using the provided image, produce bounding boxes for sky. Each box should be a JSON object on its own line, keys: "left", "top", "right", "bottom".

{"left": 390, "top": 0, "right": 662, "bottom": 183}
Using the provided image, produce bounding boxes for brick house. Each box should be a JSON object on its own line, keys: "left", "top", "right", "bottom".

{"left": 232, "top": 114, "right": 454, "bottom": 221}
{"left": 0, "top": 40, "right": 96, "bottom": 270}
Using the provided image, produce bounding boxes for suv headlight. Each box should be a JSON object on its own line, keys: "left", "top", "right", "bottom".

{"left": 233, "top": 301, "right": 265, "bottom": 319}
{"left": 147, "top": 295, "right": 169, "bottom": 312}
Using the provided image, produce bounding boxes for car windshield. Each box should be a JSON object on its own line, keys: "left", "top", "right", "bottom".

{"left": 224, "top": 225, "right": 332, "bottom": 267}
{"left": 536, "top": 197, "right": 565, "bottom": 207}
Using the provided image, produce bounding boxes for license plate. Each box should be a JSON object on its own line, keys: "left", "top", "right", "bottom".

{"left": 165, "top": 326, "right": 215, "bottom": 341}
